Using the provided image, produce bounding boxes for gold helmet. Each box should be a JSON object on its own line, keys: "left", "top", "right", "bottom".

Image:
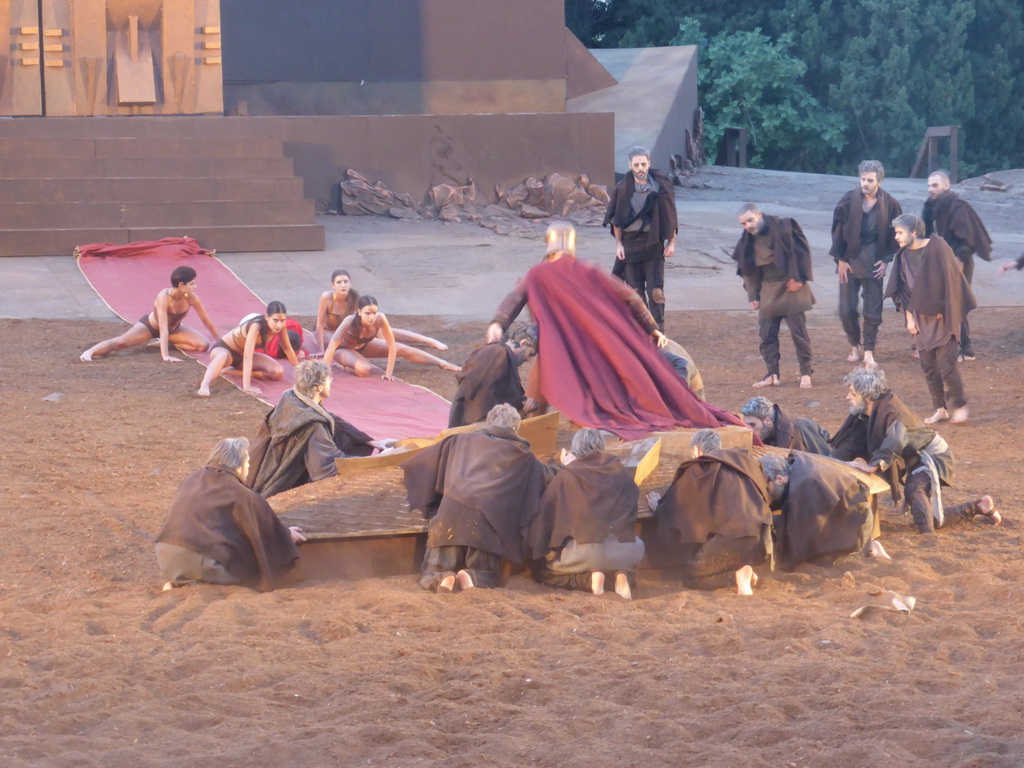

{"left": 545, "top": 221, "right": 576, "bottom": 257}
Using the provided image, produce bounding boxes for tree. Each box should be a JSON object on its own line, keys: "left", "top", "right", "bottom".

{"left": 673, "top": 21, "right": 846, "bottom": 170}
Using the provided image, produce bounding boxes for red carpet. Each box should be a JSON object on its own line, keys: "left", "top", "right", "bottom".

{"left": 77, "top": 238, "right": 451, "bottom": 440}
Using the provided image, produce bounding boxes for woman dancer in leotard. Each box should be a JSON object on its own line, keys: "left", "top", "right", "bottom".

{"left": 314, "top": 269, "right": 448, "bottom": 353}
{"left": 198, "top": 300, "right": 300, "bottom": 397}
{"left": 322, "top": 295, "right": 459, "bottom": 380}
{"left": 81, "top": 266, "right": 219, "bottom": 363}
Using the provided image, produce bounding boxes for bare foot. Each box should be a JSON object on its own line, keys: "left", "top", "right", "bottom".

{"left": 456, "top": 569, "right": 475, "bottom": 590}
{"left": 923, "top": 408, "right": 949, "bottom": 424}
{"left": 437, "top": 574, "right": 456, "bottom": 592}
{"left": 866, "top": 539, "right": 892, "bottom": 561}
{"left": 431, "top": 341, "right": 449, "bottom": 351}
{"left": 441, "top": 362, "right": 461, "bottom": 373}
{"left": 753, "top": 374, "right": 780, "bottom": 388}
{"left": 645, "top": 490, "right": 662, "bottom": 510}
{"left": 847, "top": 346, "right": 861, "bottom": 363}
{"left": 910, "top": 347, "right": 920, "bottom": 359}
{"left": 162, "top": 581, "right": 174, "bottom": 592}
{"left": 197, "top": 385, "right": 211, "bottom": 397}
{"left": 950, "top": 406, "right": 969, "bottom": 424}
{"left": 590, "top": 571, "right": 605, "bottom": 595}
{"left": 863, "top": 350, "right": 877, "bottom": 369}
{"left": 735, "top": 565, "right": 758, "bottom": 596}
{"left": 799, "top": 375, "right": 812, "bottom": 389}
{"left": 978, "top": 495, "right": 1002, "bottom": 526}
{"left": 614, "top": 572, "right": 632, "bottom": 600}
{"left": 80, "top": 350, "right": 95, "bottom": 362}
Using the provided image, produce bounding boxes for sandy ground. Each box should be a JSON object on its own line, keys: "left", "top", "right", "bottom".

{"left": 3, "top": 295, "right": 1024, "bottom": 766}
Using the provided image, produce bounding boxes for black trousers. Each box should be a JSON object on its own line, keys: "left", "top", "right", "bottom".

{"left": 919, "top": 336, "right": 967, "bottom": 409}
{"left": 419, "top": 545, "right": 501, "bottom": 591}
{"left": 904, "top": 471, "right": 980, "bottom": 533}
{"left": 959, "top": 255, "right": 974, "bottom": 356}
{"left": 838, "top": 275, "right": 884, "bottom": 350}
{"left": 618, "top": 234, "right": 666, "bottom": 330}
{"left": 759, "top": 312, "right": 813, "bottom": 377}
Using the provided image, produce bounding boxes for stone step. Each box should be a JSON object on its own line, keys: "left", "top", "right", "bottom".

{"left": 0, "top": 200, "right": 316, "bottom": 230}
{"left": 0, "top": 137, "right": 288, "bottom": 159}
{"left": 0, "top": 224, "right": 326, "bottom": 257}
{"left": 0, "top": 156, "right": 297, "bottom": 179}
{"left": 0, "top": 176, "right": 305, "bottom": 204}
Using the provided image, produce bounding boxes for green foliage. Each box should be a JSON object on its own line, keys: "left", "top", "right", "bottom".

{"left": 673, "top": 21, "right": 846, "bottom": 170}
{"left": 565, "top": 0, "right": 1024, "bottom": 174}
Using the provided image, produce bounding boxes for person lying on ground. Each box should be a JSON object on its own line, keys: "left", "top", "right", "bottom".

{"left": 833, "top": 366, "right": 1001, "bottom": 534}
{"left": 197, "top": 300, "right": 300, "bottom": 397}
{"left": 155, "top": 437, "right": 305, "bottom": 592}
{"left": 741, "top": 396, "right": 832, "bottom": 455}
{"left": 523, "top": 428, "right": 643, "bottom": 599}
{"left": 81, "top": 265, "right": 219, "bottom": 363}
{"left": 323, "top": 294, "right": 459, "bottom": 381}
{"left": 246, "top": 359, "right": 394, "bottom": 497}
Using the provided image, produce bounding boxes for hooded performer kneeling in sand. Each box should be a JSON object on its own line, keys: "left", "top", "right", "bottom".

{"left": 486, "top": 221, "right": 745, "bottom": 440}
{"left": 523, "top": 428, "right": 644, "bottom": 599}
{"left": 648, "top": 430, "right": 772, "bottom": 595}
{"left": 758, "top": 453, "right": 889, "bottom": 568}
{"left": 155, "top": 437, "right": 306, "bottom": 592}
{"left": 403, "top": 404, "right": 551, "bottom": 592}
{"left": 448, "top": 324, "right": 538, "bottom": 429}
{"left": 246, "top": 360, "right": 392, "bottom": 497}
{"left": 832, "top": 367, "right": 1001, "bottom": 534}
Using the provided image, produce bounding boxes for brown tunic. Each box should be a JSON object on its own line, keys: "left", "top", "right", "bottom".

{"left": 732, "top": 215, "right": 815, "bottom": 320}
{"left": 156, "top": 464, "right": 299, "bottom": 591}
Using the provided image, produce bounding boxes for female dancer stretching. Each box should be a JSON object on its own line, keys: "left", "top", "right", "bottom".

{"left": 323, "top": 295, "right": 459, "bottom": 380}
{"left": 81, "top": 266, "right": 219, "bottom": 362}
{"left": 314, "top": 269, "right": 448, "bottom": 353}
{"left": 198, "top": 301, "right": 300, "bottom": 396}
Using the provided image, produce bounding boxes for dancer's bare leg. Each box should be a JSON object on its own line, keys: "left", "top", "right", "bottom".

{"left": 332, "top": 348, "right": 380, "bottom": 378}
{"left": 393, "top": 343, "right": 460, "bottom": 372}
{"left": 81, "top": 322, "right": 152, "bottom": 361}
{"left": 590, "top": 571, "right": 605, "bottom": 595}
{"left": 392, "top": 327, "right": 448, "bottom": 351}
{"left": 168, "top": 325, "right": 212, "bottom": 353}
{"left": 614, "top": 572, "right": 632, "bottom": 600}
{"left": 197, "top": 348, "right": 234, "bottom": 396}
{"left": 456, "top": 569, "right": 475, "bottom": 590}
{"left": 735, "top": 565, "right": 758, "bottom": 596}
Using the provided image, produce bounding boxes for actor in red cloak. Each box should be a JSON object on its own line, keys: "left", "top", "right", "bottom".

{"left": 487, "top": 222, "right": 747, "bottom": 440}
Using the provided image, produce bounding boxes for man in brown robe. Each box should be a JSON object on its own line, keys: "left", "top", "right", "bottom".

{"left": 740, "top": 396, "right": 832, "bottom": 455}
{"left": 603, "top": 144, "right": 678, "bottom": 331}
{"left": 885, "top": 213, "right": 977, "bottom": 424}
{"left": 247, "top": 360, "right": 388, "bottom": 497}
{"left": 523, "top": 429, "right": 644, "bottom": 599}
{"left": 403, "top": 404, "right": 551, "bottom": 592}
{"left": 830, "top": 160, "right": 903, "bottom": 368}
{"left": 834, "top": 367, "right": 1000, "bottom": 534}
{"left": 733, "top": 203, "right": 816, "bottom": 389}
{"left": 448, "top": 324, "right": 537, "bottom": 428}
{"left": 156, "top": 437, "right": 304, "bottom": 592}
{"left": 649, "top": 430, "right": 772, "bottom": 595}
{"left": 923, "top": 170, "right": 992, "bottom": 361}
{"left": 759, "top": 453, "right": 880, "bottom": 568}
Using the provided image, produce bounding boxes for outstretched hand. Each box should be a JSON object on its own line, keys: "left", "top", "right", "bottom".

{"left": 653, "top": 330, "right": 668, "bottom": 348}
{"left": 485, "top": 322, "right": 504, "bottom": 344}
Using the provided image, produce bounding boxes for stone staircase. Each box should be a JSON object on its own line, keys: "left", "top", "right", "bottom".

{"left": 0, "top": 119, "right": 325, "bottom": 256}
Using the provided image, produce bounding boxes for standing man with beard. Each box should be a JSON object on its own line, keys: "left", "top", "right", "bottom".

{"left": 830, "top": 160, "right": 903, "bottom": 368}
{"left": 923, "top": 170, "right": 992, "bottom": 361}
{"left": 733, "top": 203, "right": 816, "bottom": 389}
{"left": 603, "top": 145, "right": 678, "bottom": 332}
